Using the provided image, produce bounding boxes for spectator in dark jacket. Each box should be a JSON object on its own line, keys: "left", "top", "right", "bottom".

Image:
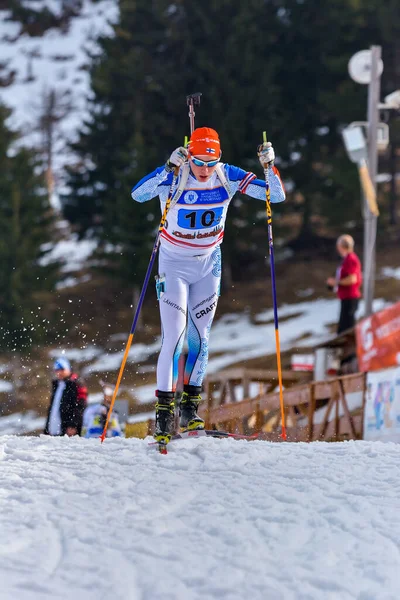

{"left": 44, "top": 357, "right": 88, "bottom": 436}
{"left": 326, "top": 234, "right": 362, "bottom": 334}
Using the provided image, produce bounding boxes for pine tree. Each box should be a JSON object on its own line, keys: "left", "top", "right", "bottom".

{"left": 65, "top": 0, "right": 399, "bottom": 277}
{"left": 64, "top": 0, "right": 186, "bottom": 293}
{"left": 375, "top": 0, "right": 400, "bottom": 226}
{"left": 65, "top": 0, "right": 283, "bottom": 286}
{"left": 0, "top": 104, "right": 59, "bottom": 351}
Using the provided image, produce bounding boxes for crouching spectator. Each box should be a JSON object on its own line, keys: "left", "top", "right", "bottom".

{"left": 82, "top": 384, "right": 123, "bottom": 438}
{"left": 44, "top": 357, "right": 88, "bottom": 436}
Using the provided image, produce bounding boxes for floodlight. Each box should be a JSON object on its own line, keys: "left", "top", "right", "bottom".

{"left": 383, "top": 90, "right": 400, "bottom": 109}
{"left": 342, "top": 126, "right": 367, "bottom": 163}
{"left": 341, "top": 126, "right": 379, "bottom": 216}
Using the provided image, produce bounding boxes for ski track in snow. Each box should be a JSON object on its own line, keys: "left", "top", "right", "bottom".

{"left": 1, "top": 437, "right": 400, "bottom": 599}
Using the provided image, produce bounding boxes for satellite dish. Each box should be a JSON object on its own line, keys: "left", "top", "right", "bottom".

{"left": 348, "top": 50, "right": 384, "bottom": 85}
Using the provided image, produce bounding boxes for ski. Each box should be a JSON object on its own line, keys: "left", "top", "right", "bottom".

{"left": 149, "top": 429, "right": 259, "bottom": 449}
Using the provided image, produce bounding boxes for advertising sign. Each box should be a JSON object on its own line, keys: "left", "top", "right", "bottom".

{"left": 364, "top": 367, "right": 400, "bottom": 441}
{"left": 356, "top": 301, "right": 400, "bottom": 372}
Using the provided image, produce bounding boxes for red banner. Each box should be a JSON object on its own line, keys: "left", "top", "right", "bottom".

{"left": 356, "top": 301, "right": 400, "bottom": 372}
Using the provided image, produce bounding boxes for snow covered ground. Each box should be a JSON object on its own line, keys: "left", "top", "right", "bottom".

{"left": 0, "top": 411, "right": 45, "bottom": 436}
{"left": 1, "top": 435, "right": 400, "bottom": 600}
{"left": 41, "top": 234, "right": 98, "bottom": 275}
{"left": 381, "top": 267, "right": 400, "bottom": 281}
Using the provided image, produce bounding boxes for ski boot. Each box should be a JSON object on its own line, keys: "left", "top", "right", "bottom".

{"left": 179, "top": 385, "right": 205, "bottom": 431}
{"left": 154, "top": 391, "right": 175, "bottom": 449}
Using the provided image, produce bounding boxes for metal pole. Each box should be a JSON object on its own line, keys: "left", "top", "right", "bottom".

{"left": 363, "top": 45, "right": 381, "bottom": 317}
{"left": 186, "top": 92, "right": 202, "bottom": 135}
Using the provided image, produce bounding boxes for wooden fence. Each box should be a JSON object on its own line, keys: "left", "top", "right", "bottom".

{"left": 199, "top": 369, "right": 366, "bottom": 442}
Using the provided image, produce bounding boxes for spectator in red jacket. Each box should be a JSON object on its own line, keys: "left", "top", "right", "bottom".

{"left": 326, "top": 234, "right": 362, "bottom": 334}
{"left": 44, "top": 357, "right": 88, "bottom": 436}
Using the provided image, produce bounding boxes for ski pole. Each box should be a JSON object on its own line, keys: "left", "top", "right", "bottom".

{"left": 100, "top": 166, "right": 179, "bottom": 442}
{"left": 261, "top": 131, "right": 287, "bottom": 441}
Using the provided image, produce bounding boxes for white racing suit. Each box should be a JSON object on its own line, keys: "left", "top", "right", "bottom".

{"left": 131, "top": 162, "right": 285, "bottom": 392}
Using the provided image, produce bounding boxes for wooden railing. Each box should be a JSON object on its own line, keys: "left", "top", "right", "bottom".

{"left": 199, "top": 369, "right": 366, "bottom": 442}
{"left": 203, "top": 367, "right": 311, "bottom": 404}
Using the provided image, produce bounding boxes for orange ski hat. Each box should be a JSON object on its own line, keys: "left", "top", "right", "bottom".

{"left": 188, "top": 127, "right": 220, "bottom": 157}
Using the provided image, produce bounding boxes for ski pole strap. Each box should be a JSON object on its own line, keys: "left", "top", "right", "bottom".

{"left": 170, "top": 163, "right": 190, "bottom": 207}
{"left": 215, "top": 164, "right": 231, "bottom": 197}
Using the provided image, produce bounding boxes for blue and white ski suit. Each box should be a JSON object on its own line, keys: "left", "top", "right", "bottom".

{"left": 131, "top": 163, "right": 285, "bottom": 392}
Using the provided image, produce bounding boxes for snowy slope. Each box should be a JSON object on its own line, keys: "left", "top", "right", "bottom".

{"left": 1, "top": 435, "right": 400, "bottom": 600}
{"left": 0, "top": 0, "right": 119, "bottom": 181}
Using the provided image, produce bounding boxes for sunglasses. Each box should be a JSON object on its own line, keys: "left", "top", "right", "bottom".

{"left": 189, "top": 155, "right": 220, "bottom": 168}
